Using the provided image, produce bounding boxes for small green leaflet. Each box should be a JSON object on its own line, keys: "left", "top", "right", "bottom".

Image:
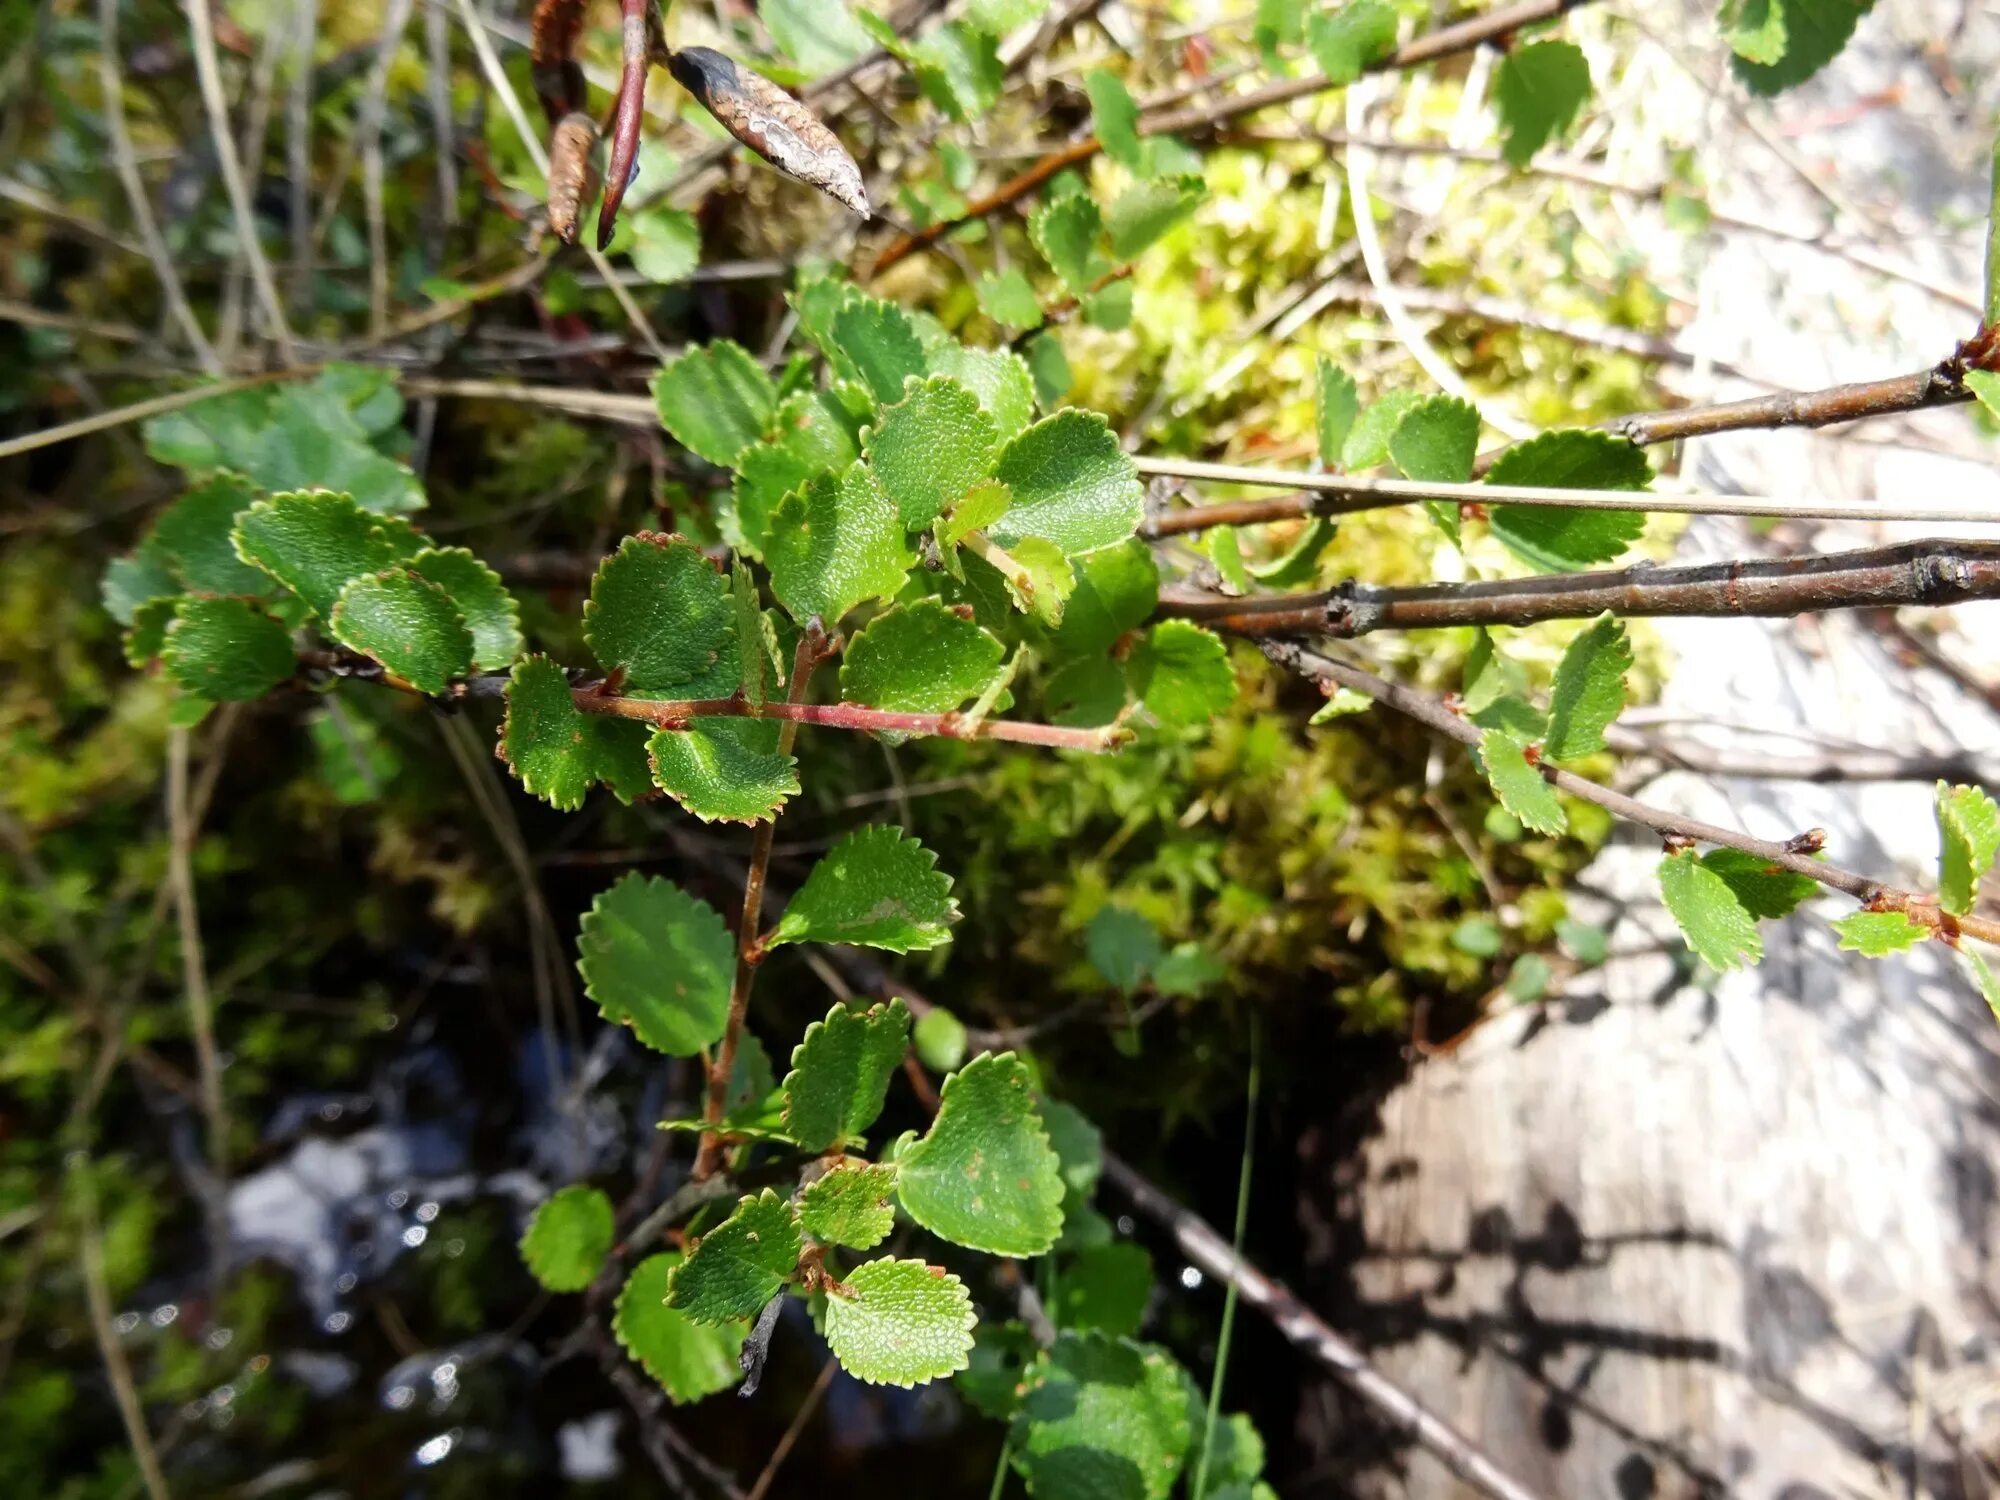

{"left": 1659, "top": 848, "right": 1761, "bottom": 970}
{"left": 990, "top": 410, "right": 1144, "bottom": 558}
{"left": 764, "top": 463, "right": 916, "bottom": 626}
{"left": 576, "top": 872, "right": 734, "bottom": 1055}
{"left": 583, "top": 534, "right": 738, "bottom": 698}
{"left": 232, "top": 489, "right": 423, "bottom": 620}
{"left": 408, "top": 547, "right": 521, "bottom": 671}
{"left": 977, "top": 268, "right": 1044, "bottom": 331}
{"left": 627, "top": 207, "right": 701, "bottom": 284}
{"left": 864, "top": 375, "right": 1000, "bottom": 529}
{"left": 1728, "top": 0, "right": 1877, "bottom": 96}
{"left": 840, "top": 600, "right": 1005, "bottom": 714}
{"left": 1494, "top": 39, "right": 1592, "bottom": 167}
{"left": 1306, "top": 0, "right": 1399, "bottom": 85}
{"left": 833, "top": 299, "right": 928, "bottom": 404}
{"left": 1309, "top": 687, "right": 1372, "bottom": 723}
{"left": 1389, "top": 394, "right": 1480, "bottom": 541}
{"left": 1051, "top": 1241, "right": 1153, "bottom": 1338}
{"left": 1543, "top": 613, "right": 1631, "bottom": 760}
{"left": 1025, "top": 331, "right": 1072, "bottom": 410}
{"left": 929, "top": 342, "right": 1038, "bottom": 442}
{"left": 1087, "top": 906, "right": 1161, "bottom": 993}
{"left": 652, "top": 339, "right": 777, "bottom": 468}
{"left": 1247, "top": 517, "right": 1334, "bottom": 587}
{"left": 1964, "top": 949, "right": 2000, "bottom": 1022}
{"left": 823, "top": 1258, "right": 976, "bottom": 1388}
{"left": 1030, "top": 195, "right": 1111, "bottom": 294}
{"left": 1341, "top": 391, "right": 1423, "bottom": 470}
{"left": 1483, "top": 429, "right": 1652, "bottom": 572}
{"left": 125, "top": 597, "right": 178, "bottom": 669}
{"left": 1011, "top": 1332, "right": 1193, "bottom": 1500}
{"left": 665, "top": 1189, "right": 802, "bottom": 1323}
{"left": 1831, "top": 909, "right": 1930, "bottom": 956}
{"left": 1084, "top": 69, "right": 1142, "bottom": 170}
{"left": 330, "top": 569, "right": 474, "bottom": 695}
{"left": 913, "top": 1007, "right": 969, "bottom": 1072}
{"left": 153, "top": 473, "right": 269, "bottom": 596}
{"left": 781, "top": 998, "right": 912, "bottom": 1151}
{"left": 1936, "top": 781, "right": 2000, "bottom": 917}
{"left": 646, "top": 720, "right": 799, "bottom": 824}
{"left": 1128, "top": 621, "right": 1234, "bottom": 728}
{"left": 1104, "top": 175, "right": 1205, "bottom": 259}
{"left": 1722, "top": 0, "right": 1787, "bottom": 63}
{"left": 519, "top": 1185, "right": 614, "bottom": 1293}
{"left": 103, "top": 541, "right": 177, "bottom": 625}
{"left": 1965, "top": 370, "right": 2000, "bottom": 421}
{"left": 769, "top": 825, "right": 958, "bottom": 953}
{"left": 1699, "top": 848, "right": 1818, "bottom": 919}
{"left": 798, "top": 1160, "right": 898, "bottom": 1250}
{"left": 1477, "top": 729, "right": 1566, "bottom": 836}
{"left": 912, "top": 22, "right": 1004, "bottom": 122}
{"left": 1315, "top": 359, "right": 1359, "bottom": 467}
{"left": 614, "top": 1253, "right": 746, "bottom": 1402}
{"left": 499, "top": 655, "right": 654, "bottom": 810}
{"left": 893, "top": 1052, "right": 1065, "bottom": 1257}
{"left": 1209, "top": 526, "right": 1250, "bottom": 594}
{"left": 161, "top": 597, "right": 296, "bottom": 702}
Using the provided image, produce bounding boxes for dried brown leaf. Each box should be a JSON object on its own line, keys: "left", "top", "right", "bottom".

{"left": 666, "top": 47, "right": 870, "bottom": 219}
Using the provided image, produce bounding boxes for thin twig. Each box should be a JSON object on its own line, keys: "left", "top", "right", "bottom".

{"left": 1155, "top": 540, "right": 2000, "bottom": 637}
{"left": 1260, "top": 640, "right": 2000, "bottom": 945}
{"left": 71, "top": 1158, "right": 172, "bottom": 1500}
{"left": 166, "top": 729, "right": 226, "bottom": 1179}
{"left": 183, "top": 0, "right": 299, "bottom": 364}
{"left": 1134, "top": 455, "right": 2000, "bottom": 530}
{"left": 97, "top": 0, "right": 221, "bottom": 373}
{"left": 1102, "top": 1152, "right": 1546, "bottom": 1500}
{"left": 694, "top": 627, "right": 828, "bottom": 1180}
{"left": 744, "top": 1357, "right": 837, "bottom": 1500}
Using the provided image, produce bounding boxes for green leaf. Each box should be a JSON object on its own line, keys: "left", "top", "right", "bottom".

{"left": 1190, "top": 1412, "right": 1268, "bottom": 1494}
{"left": 519, "top": 1185, "right": 615, "bottom": 1292}
{"left": 145, "top": 370, "right": 425, "bottom": 514}
{"left": 1340, "top": 390, "right": 1423, "bottom": 470}
{"left": 1937, "top": 782, "right": 2000, "bottom": 917}
{"left": 1246, "top": 517, "right": 1334, "bottom": 586}
{"left": 627, "top": 207, "right": 702, "bottom": 284}
{"left": 161, "top": 597, "right": 295, "bottom": 701}
{"left": 1308, "top": 687, "right": 1372, "bottom": 723}
{"left": 1305, "top": 0, "right": 1399, "bottom": 85}
{"left": 928, "top": 342, "right": 1038, "bottom": 442}
{"left": 1495, "top": 39, "right": 1592, "bottom": 167}
{"left": 823, "top": 1257, "right": 976, "bottom": 1387}
{"left": 1046, "top": 656, "right": 1129, "bottom": 727}
{"left": 1482, "top": 430, "right": 1652, "bottom": 572}
{"left": 834, "top": 299, "right": 929, "bottom": 404}
{"left": 1477, "top": 728, "right": 1566, "bottom": 836}
{"left": 232, "top": 489, "right": 423, "bottom": 620}
{"left": 938, "top": 480, "right": 1014, "bottom": 557}
{"left": 153, "top": 474, "right": 269, "bottom": 596}
{"left": 1964, "top": 949, "right": 2000, "bottom": 1022}
{"left": 1031, "top": 195, "right": 1111, "bottom": 294}
{"left": 765, "top": 463, "right": 915, "bottom": 625}
{"left": 576, "top": 871, "right": 733, "bottom": 1055}
{"left": 103, "top": 541, "right": 179, "bottom": 625}
{"left": 1659, "top": 848, "right": 1761, "bottom": 970}
{"left": 865, "top": 375, "right": 1000, "bottom": 529}
{"left": 1967, "top": 369, "right": 2000, "bottom": 421}
{"left": 1011, "top": 1333, "right": 1193, "bottom": 1500}
{"left": 894, "top": 1052, "right": 1064, "bottom": 1256}
{"left": 1104, "top": 175, "right": 1205, "bottom": 259}
{"left": 647, "top": 719, "right": 799, "bottom": 824}
{"left": 1729, "top": 0, "right": 1876, "bottom": 95}
{"left": 1129, "top": 621, "right": 1234, "bottom": 728}
{"left": 1485, "top": 428, "right": 1654, "bottom": 489}
{"left": 798, "top": 1161, "right": 899, "bottom": 1251}
{"left": 408, "top": 547, "right": 521, "bottom": 670}
{"left": 614, "top": 1253, "right": 746, "bottom": 1402}
{"left": 978, "top": 268, "right": 1045, "bottom": 331}
{"left": 1000, "top": 537, "right": 1076, "bottom": 626}
{"left": 125, "top": 596, "right": 179, "bottom": 668}
{"left": 1832, "top": 908, "right": 1929, "bottom": 956}
{"left": 1700, "top": 848, "right": 1819, "bottom": 919}
{"left": 1722, "top": 0, "right": 1787, "bottom": 63}
{"left": 583, "top": 534, "right": 738, "bottom": 697}
{"left": 781, "top": 998, "right": 912, "bottom": 1151}
{"left": 1026, "top": 332, "right": 1073, "bottom": 410}
{"left": 1315, "top": 359, "right": 1360, "bottom": 467}
{"left": 1389, "top": 395, "right": 1480, "bottom": 483}
{"left": 968, "top": 0, "right": 1047, "bottom": 31}
{"left": 499, "top": 655, "right": 655, "bottom": 810}
{"left": 1041, "top": 1097, "right": 1102, "bottom": 1217}
{"left": 770, "top": 825, "right": 958, "bottom": 952}
{"left": 1082, "top": 279, "right": 1135, "bottom": 332}
{"left": 913, "top": 1006, "right": 969, "bottom": 1072}
{"left": 1085, "top": 69, "right": 1143, "bottom": 169}
{"left": 764, "top": 0, "right": 873, "bottom": 73}
{"left": 991, "top": 410, "right": 1143, "bottom": 557}
{"left": 653, "top": 340, "right": 777, "bottom": 468}
{"left": 841, "top": 600, "right": 1005, "bottom": 714}
{"left": 330, "top": 569, "right": 473, "bottom": 695}
{"left": 1543, "top": 613, "right": 1630, "bottom": 760}
{"left": 913, "top": 22, "right": 1003, "bottom": 122}
{"left": 666, "top": 1189, "right": 802, "bottom": 1323}
{"left": 1053, "top": 1242, "right": 1153, "bottom": 1338}
{"left": 1087, "top": 906, "right": 1160, "bottom": 992}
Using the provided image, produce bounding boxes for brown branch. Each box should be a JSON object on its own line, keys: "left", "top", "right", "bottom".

{"left": 692, "top": 626, "right": 830, "bottom": 1181}
{"left": 596, "top": 0, "right": 653, "bottom": 250}
{"left": 1102, "top": 1152, "right": 1547, "bottom": 1500}
{"left": 1155, "top": 540, "right": 2000, "bottom": 638}
{"left": 869, "top": 0, "right": 1595, "bottom": 275}
{"left": 1259, "top": 640, "right": 2000, "bottom": 946}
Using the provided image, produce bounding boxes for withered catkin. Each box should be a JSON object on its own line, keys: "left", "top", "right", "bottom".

{"left": 666, "top": 47, "right": 870, "bottom": 219}
{"left": 547, "top": 113, "right": 601, "bottom": 246}
{"left": 528, "top": 0, "right": 587, "bottom": 124}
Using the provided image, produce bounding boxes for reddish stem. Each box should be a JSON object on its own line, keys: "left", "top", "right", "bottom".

{"left": 596, "top": 0, "right": 650, "bottom": 251}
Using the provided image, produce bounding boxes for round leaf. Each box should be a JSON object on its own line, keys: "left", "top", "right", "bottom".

{"left": 780, "top": 998, "right": 912, "bottom": 1151}
{"left": 823, "top": 1258, "right": 975, "bottom": 1388}
{"left": 408, "top": 547, "right": 522, "bottom": 670}
{"left": 583, "top": 534, "right": 737, "bottom": 697}
{"left": 665, "top": 1190, "right": 802, "bottom": 1323}
{"left": 520, "top": 1185, "right": 614, "bottom": 1292}
{"left": 576, "top": 872, "right": 734, "bottom": 1055}
{"left": 614, "top": 1253, "right": 746, "bottom": 1402}
{"left": 330, "top": 569, "right": 474, "bottom": 695}
{"left": 991, "top": 411, "right": 1143, "bottom": 557}
{"left": 161, "top": 596, "right": 295, "bottom": 701}
{"left": 646, "top": 719, "right": 800, "bottom": 824}
{"left": 894, "top": 1052, "right": 1064, "bottom": 1257}
{"left": 798, "top": 1160, "right": 899, "bottom": 1251}
{"left": 865, "top": 375, "right": 1000, "bottom": 528}
{"left": 764, "top": 463, "right": 915, "bottom": 626}
{"left": 840, "top": 600, "right": 1005, "bottom": 714}
{"left": 769, "top": 825, "right": 958, "bottom": 953}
